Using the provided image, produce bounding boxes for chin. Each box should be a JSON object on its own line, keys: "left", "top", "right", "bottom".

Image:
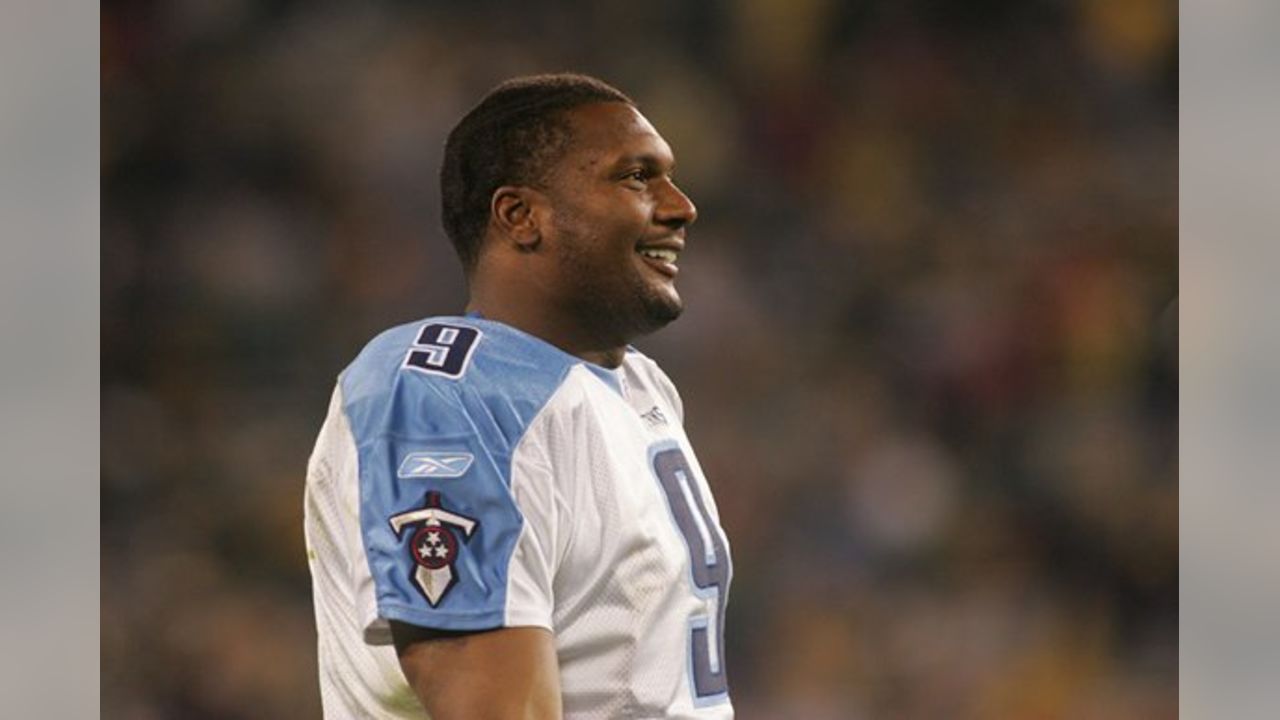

{"left": 573, "top": 279, "right": 683, "bottom": 343}
{"left": 640, "top": 291, "right": 683, "bottom": 330}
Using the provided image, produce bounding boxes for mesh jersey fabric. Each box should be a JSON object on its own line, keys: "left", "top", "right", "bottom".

{"left": 304, "top": 316, "right": 734, "bottom": 718}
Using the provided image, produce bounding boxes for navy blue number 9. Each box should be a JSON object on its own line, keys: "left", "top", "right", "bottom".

{"left": 652, "top": 446, "right": 731, "bottom": 702}
{"left": 403, "top": 323, "right": 481, "bottom": 378}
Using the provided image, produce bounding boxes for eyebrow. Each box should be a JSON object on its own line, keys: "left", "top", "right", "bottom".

{"left": 610, "top": 153, "right": 676, "bottom": 173}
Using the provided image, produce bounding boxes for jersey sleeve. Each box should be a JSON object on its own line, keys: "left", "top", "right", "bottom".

{"left": 342, "top": 367, "right": 560, "bottom": 637}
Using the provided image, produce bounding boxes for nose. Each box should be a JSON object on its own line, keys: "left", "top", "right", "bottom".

{"left": 655, "top": 179, "right": 698, "bottom": 229}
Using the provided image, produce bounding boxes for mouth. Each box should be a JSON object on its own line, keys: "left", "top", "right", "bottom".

{"left": 636, "top": 239, "right": 683, "bottom": 278}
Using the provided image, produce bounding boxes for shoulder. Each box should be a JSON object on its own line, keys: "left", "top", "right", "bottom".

{"left": 623, "top": 346, "right": 684, "bottom": 420}
{"left": 623, "top": 346, "right": 675, "bottom": 386}
{"left": 338, "top": 316, "right": 584, "bottom": 448}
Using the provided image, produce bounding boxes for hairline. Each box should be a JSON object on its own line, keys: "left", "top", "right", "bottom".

{"left": 440, "top": 74, "right": 637, "bottom": 273}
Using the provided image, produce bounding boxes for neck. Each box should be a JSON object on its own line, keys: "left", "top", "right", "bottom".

{"left": 466, "top": 283, "right": 627, "bottom": 370}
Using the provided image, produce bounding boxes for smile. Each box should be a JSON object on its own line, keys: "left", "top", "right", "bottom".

{"left": 639, "top": 248, "right": 678, "bottom": 263}
{"left": 636, "top": 245, "right": 681, "bottom": 277}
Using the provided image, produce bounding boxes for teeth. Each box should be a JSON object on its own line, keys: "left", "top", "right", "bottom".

{"left": 639, "top": 248, "right": 678, "bottom": 263}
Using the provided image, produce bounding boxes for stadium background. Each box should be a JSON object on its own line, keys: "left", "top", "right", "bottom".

{"left": 101, "top": 1, "right": 1177, "bottom": 717}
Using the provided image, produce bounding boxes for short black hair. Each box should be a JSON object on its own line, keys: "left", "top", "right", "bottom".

{"left": 440, "top": 73, "right": 634, "bottom": 272}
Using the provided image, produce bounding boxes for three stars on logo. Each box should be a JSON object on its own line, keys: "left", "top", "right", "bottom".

{"left": 389, "top": 491, "right": 478, "bottom": 606}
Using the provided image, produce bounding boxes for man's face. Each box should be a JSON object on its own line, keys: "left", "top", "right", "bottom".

{"left": 538, "top": 102, "right": 698, "bottom": 345}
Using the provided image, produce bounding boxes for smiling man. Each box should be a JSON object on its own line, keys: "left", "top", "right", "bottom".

{"left": 304, "top": 74, "right": 734, "bottom": 719}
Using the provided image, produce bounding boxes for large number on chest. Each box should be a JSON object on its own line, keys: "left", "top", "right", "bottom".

{"left": 650, "top": 445, "right": 731, "bottom": 703}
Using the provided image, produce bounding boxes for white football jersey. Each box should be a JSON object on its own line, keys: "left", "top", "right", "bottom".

{"left": 304, "top": 316, "right": 734, "bottom": 719}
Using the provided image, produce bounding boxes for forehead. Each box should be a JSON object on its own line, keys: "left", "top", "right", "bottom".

{"left": 558, "top": 102, "right": 674, "bottom": 168}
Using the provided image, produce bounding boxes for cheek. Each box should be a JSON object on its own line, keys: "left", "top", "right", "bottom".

{"left": 602, "top": 202, "right": 653, "bottom": 242}
{"left": 552, "top": 193, "right": 652, "bottom": 251}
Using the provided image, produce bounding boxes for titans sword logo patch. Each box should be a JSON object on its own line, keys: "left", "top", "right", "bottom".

{"left": 389, "top": 491, "right": 477, "bottom": 606}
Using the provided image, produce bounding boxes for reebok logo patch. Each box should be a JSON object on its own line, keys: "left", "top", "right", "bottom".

{"left": 397, "top": 451, "right": 474, "bottom": 479}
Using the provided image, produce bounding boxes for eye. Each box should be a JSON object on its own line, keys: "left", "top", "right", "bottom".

{"left": 621, "top": 168, "right": 651, "bottom": 184}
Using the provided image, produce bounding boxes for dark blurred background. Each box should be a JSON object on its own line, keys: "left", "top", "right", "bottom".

{"left": 101, "top": 1, "right": 1176, "bottom": 717}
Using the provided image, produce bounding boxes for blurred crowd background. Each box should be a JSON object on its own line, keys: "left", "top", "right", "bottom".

{"left": 102, "top": 0, "right": 1176, "bottom": 717}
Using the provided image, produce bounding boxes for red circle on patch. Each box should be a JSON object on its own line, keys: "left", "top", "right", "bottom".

{"left": 410, "top": 525, "right": 457, "bottom": 570}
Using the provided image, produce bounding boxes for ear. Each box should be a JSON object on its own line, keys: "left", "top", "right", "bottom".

{"left": 490, "top": 186, "right": 545, "bottom": 252}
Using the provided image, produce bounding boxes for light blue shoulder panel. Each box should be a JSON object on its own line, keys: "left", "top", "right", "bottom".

{"left": 340, "top": 316, "right": 578, "bottom": 630}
